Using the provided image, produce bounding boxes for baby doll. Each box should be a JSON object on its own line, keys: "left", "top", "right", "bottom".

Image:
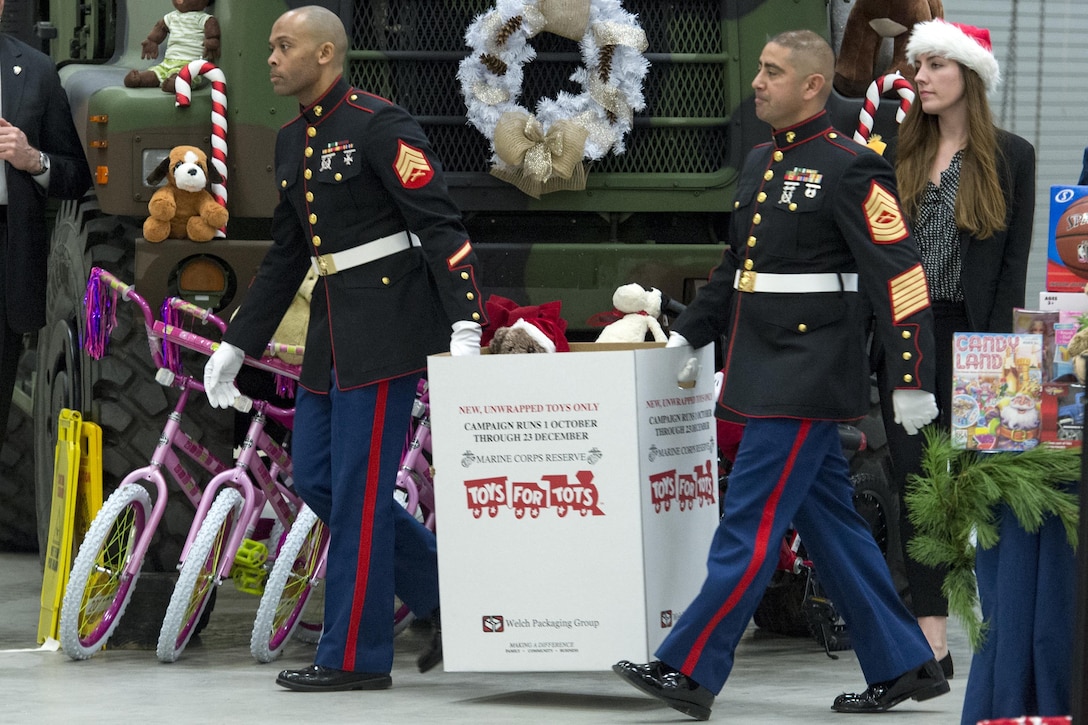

{"left": 124, "top": 0, "right": 221, "bottom": 93}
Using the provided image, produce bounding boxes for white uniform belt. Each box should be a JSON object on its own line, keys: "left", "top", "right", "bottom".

{"left": 311, "top": 231, "right": 420, "bottom": 276}
{"left": 734, "top": 270, "right": 859, "bottom": 293}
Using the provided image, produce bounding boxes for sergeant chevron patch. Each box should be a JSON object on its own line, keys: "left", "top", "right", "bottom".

{"left": 394, "top": 140, "right": 434, "bottom": 189}
{"left": 863, "top": 181, "right": 909, "bottom": 243}
{"left": 889, "top": 264, "right": 930, "bottom": 323}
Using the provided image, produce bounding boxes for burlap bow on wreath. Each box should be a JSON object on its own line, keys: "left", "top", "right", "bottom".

{"left": 492, "top": 112, "right": 589, "bottom": 197}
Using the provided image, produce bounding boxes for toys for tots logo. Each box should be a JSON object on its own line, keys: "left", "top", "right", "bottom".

{"left": 648, "top": 459, "right": 716, "bottom": 513}
{"left": 463, "top": 469, "right": 604, "bottom": 519}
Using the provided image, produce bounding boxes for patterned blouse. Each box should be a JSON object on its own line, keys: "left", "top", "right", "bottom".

{"left": 913, "top": 150, "right": 964, "bottom": 303}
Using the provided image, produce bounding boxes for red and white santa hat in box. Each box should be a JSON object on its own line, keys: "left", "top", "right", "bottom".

{"left": 906, "top": 19, "right": 1001, "bottom": 91}
{"left": 480, "top": 295, "right": 570, "bottom": 353}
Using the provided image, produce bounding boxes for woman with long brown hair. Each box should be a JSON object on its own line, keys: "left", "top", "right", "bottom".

{"left": 877, "top": 17, "right": 1035, "bottom": 686}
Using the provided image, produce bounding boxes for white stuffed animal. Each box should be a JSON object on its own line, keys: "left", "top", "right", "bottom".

{"left": 596, "top": 283, "right": 668, "bottom": 343}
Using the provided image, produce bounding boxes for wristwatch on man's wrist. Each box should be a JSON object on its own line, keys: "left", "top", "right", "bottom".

{"left": 30, "top": 150, "right": 49, "bottom": 176}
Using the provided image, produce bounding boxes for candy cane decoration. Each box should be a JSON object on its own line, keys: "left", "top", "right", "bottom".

{"left": 854, "top": 72, "right": 916, "bottom": 145}
{"left": 175, "top": 60, "right": 227, "bottom": 237}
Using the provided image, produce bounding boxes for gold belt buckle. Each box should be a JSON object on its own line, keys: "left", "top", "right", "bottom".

{"left": 316, "top": 253, "right": 336, "bottom": 276}
{"left": 738, "top": 270, "right": 756, "bottom": 293}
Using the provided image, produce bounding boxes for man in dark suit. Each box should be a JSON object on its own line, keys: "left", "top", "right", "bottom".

{"left": 0, "top": 0, "right": 92, "bottom": 447}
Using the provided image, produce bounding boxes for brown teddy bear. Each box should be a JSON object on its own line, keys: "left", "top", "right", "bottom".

{"left": 143, "top": 145, "right": 228, "bottom": 243}
{"left": 833, "top": 0, "right": 944, "bottom": 98}
{"left": 125, "top": 0, "right": 221, "bottom": 94}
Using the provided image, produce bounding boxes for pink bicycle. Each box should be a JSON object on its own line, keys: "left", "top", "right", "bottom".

{"left": 249, "top": 378, "right": 436, "bottom": 662}
{"left": 59, "top": 268, "right": 302, "bottom": 660}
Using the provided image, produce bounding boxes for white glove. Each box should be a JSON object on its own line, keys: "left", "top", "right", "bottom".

{"left": 450, "top": 320, "right": 482, "bottom": 356}
{"left": 204, "top": 341, "right": 245, "bottom": 409}
{"left": 666, "top": 332, "right": 700, "bottom": 388}
{"left": 892, "top": 389, "right": 939, "bottom": 435}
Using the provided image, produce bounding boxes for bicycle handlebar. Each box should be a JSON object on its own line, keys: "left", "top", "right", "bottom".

{"left": 89, "top": 267, "right": 303, "bottom": 384}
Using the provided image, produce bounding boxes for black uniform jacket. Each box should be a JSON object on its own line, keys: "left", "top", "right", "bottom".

{"left": 226, "top": 78, "right": 485, "bottom": 392}
{"left": 1, "top": 34, "right": 92, "bottom": 332}
{"left": 674, "top": 112, "right": 935, "bottom": 421}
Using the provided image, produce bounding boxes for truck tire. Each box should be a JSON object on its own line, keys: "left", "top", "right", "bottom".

{"left": 0, "top": 403, "right": 37, "bottom": 551}
{"left": 32, "top": 197, "right": 233, "bottom": 571}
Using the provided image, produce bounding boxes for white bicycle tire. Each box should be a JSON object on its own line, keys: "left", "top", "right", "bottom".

{"left": 250, "top": 505, "right": 325, "bottom": 662}
{"left": 59, "top": 484, "right": 152, "bottom": 660}
{"left": 156, "top": 487, "right": 243, "bottom": 662}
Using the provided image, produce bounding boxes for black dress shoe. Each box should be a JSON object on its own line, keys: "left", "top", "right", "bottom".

{"left": 613, "top": 659, "right": 714, "bottom": 721}
{"left": 938, "top": 652, "right": 953, "bottom": 679}
{"left": 417, "top": 608, "right": 442, "bottom": 673}
{"left": 275, "top": 664, "right": 392, "bottom": 692}
{"left": 831, "top": 658, "right": 949, "bottom": 713}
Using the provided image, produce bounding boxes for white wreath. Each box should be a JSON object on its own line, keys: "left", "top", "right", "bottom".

{"left": 458, "top": 0, "right": 649, "bottom": 197}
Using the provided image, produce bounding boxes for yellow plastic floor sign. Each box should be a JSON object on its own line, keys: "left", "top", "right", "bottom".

{"left": 37, "top": 410, "right": 103, "bottom": 644}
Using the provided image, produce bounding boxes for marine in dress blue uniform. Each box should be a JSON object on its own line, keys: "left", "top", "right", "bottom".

{"left": 613, "top": 30, "right": 947, "bottom": 720}
{"left": 222, "top": 76, "right": 484, "bottom": 682}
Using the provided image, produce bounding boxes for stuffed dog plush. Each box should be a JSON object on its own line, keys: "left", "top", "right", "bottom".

{"left": 143, "top": 145, "right": 228, "bottom": 242}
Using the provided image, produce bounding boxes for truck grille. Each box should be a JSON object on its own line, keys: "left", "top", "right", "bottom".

{"left": 348, "top": 1, "right": 729, "bottom": 176}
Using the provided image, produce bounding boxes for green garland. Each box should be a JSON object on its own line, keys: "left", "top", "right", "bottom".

{"left": 905, "top": 427, "right": 1080, "bottom": 650}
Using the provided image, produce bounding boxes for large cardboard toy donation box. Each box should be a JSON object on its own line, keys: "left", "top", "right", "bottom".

{"left": 428, "top": 343, "right": 719, "bottom": 671}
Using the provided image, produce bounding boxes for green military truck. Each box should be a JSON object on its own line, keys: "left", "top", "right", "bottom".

{"left": 0, "top": 0, "right": 896, "bottom": 600}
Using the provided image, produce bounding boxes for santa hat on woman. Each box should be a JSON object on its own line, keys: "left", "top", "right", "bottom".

{"left": 906, "top": 19, "right": 1001, "bottom": 91}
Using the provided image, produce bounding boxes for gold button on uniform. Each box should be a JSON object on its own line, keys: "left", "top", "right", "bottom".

{"left": 305, "top": 147, "right": 313, "bottom": 158}
{"left": 747, "top": 235, "right": 757, "bottom": 247}
{"left": 312, "top": 235, "right": 321, "bottom": 246}
{"left": 382, "top": 276, "right": 391, "bottom": 285}
{"left": 734, "top": 201, "right": 740, "bottom": 209}
{"left": 764, "top": 170, "right": 774, "bottom": 181}
{"left": 789, "top": 203, "right": 797, "bottom": 211}
{"left": 903, "top": 374, "right": 913, "bottom": 383}
{"left": 752, "top": 213, "right": 762, "bottom": 225}
{"left": 743, "top": 259, "right": 754, "bottom": 270}
{"left": 902, "top": 330, "right": 912, "bottom": 339}
{"left": 467, "top": 292, "right": 475, "bottom": 301}
{"left": 786, "top": 131, "right": 796, "bottom": 143}
{"left": 902, "top": 352, "right": 912, "bottom": 360}
{"left": 281, "top": 180, "right": 287, "bottom": 188}
{"left": 829, "top": 132, "right": 838, "bottom": 139}
{"left": 306, "top": 191, "right": 314, "bottom": 202}
{"left": 334, "top": 173, "right": 343, "bottom": 181}
{"left": 797, "top": 324, "right": 808, "bottom": 333}
{"left": 472, "top": 312, "right": 481, "bottom": 321}
{"left": 460, "top": 271, "right": 469, "bottom": 280}
{"left": 305, "top": 169, "right": 312, "bottom": 179}
{"left": 307, "top": 127, "right": 316, "bottom": 138}
{"left": 350, "top": 94, "right": 358, "bottom": 101}
{"left": 757, "top": 192, "right": 767, "bottom": 202}
{"left": 773, "top": 151, "right": 783, "bottom": 162}
{"left": 314, "top": 105, "right": 323, "bottom": 116}
{"left": 309, "top": 213, "right": 317, "bottom": 224}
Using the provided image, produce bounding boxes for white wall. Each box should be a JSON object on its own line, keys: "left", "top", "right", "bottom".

{"left": 944, "top": 0, "right": 1088, "bottom": 304}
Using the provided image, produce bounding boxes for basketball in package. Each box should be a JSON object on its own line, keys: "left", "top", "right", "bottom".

{"left": 1047, "top": 185, "right": 1088, "bottom": 292}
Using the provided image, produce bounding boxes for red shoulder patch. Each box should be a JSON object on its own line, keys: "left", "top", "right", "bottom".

{"left": 393, "top": 140, "right": 434, "bottom": 189}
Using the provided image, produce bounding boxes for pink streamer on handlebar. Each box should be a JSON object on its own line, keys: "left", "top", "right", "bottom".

{"left": 159, "top": 298, "right": 184, "bottom": 377}
{"left": 82, "top": 267, "right": 118, "bottom": 360}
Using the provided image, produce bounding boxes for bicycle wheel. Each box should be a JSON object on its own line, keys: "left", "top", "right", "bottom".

{"left": 59, "top": 484, "right": 152, "bottom": 659}
{"left": 250, "top": 505, "right": 326, "bottom": 662}
{"left": 157, "top": 487, "right": 243, "bottom": 662}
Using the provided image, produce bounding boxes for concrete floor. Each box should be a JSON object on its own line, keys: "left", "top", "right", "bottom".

{"left": 0, "top": 552, "right": 974, "bottom": 725}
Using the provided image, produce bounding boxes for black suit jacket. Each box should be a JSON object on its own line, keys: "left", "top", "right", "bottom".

{"left": 959, "top": 130, "right": 1035, "bottom": 333}
{"left": 0, "top": 34, "right": 92, "bottom": 332}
